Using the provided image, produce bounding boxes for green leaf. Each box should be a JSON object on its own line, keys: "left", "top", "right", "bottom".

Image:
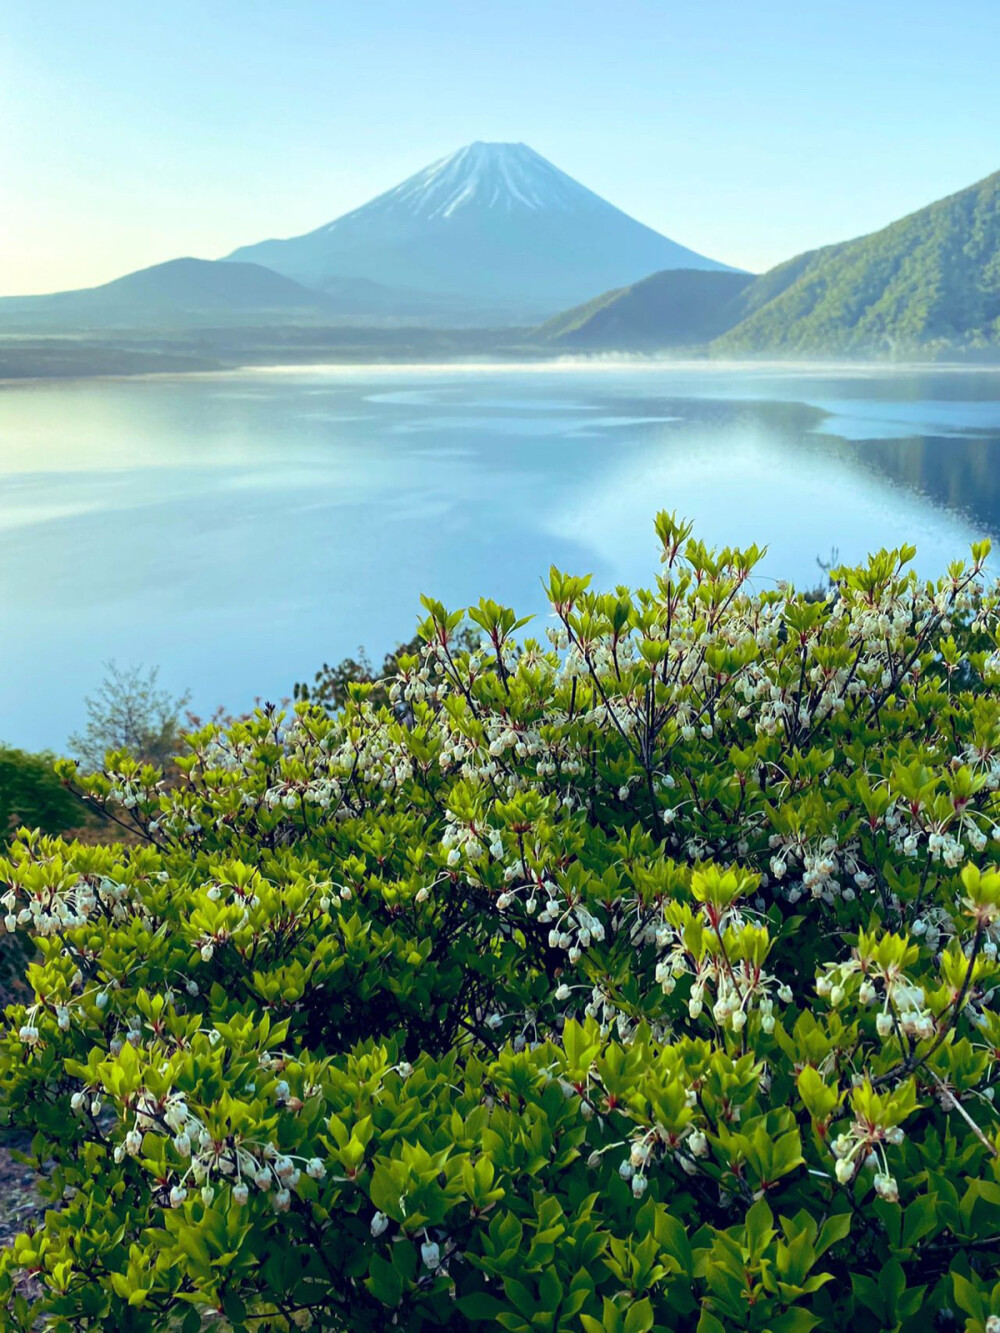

{"left": 366, "top": 1254, "right": 403, "bottom": 1308}
{"left": 768, "top": 1312, "right": 822, "bottom": 1333}
{"left": 624, "top": 1299, "right": 654, "bottom": 1333}
{"left": 901, "top": 1195, "right": 938, "bottom": 1250}
{"left": 815, "top": 1211, "right": 851, "bottom": 1257}
{"left": 696, "top": 1311, "right": 727, "bottom": 1333}
{"left": 952, "top": 1272, "right": 985, "bottom": 1321}
{"left": 456, "top": 1293, "right": 509, "bottom": 1322}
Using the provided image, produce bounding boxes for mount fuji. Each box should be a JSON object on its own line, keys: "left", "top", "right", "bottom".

{"left": 225, "top": 142, "right": 737, "bottom": 318}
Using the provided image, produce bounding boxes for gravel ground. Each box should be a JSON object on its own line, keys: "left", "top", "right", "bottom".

{"left": 0, "top": 940, "right": 47, "bottom": 1254}
{"left": 0, "top": 1132, "right": 45, "bottom": 1249}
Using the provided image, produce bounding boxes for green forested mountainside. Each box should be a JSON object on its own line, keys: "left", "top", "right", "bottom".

{"left": 536, "top": 169, "right": 1000, "bottom": 357}
{"left": 715, "top": 169, "right": 1000, "bottom": 354}
{"left": 536, "top": 268, "right": 754, "bottom": 347}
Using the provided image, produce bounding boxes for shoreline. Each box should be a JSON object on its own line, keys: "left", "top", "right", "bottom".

{"left": 4, "top": 344, "right": 1000, "bottom": 389}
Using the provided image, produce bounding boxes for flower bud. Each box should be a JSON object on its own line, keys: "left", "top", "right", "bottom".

{"left": 874, "top": 1173, "right": 899, "bottom": 1203}
{"left": 835, "top": 1158, "right": 854, "bottom": 1185}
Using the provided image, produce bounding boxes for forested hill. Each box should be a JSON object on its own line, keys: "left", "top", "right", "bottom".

{"left": 714, "top": 169, "right": 1000, "bottom": 354}
{"left": 537, "top": 169, "right": 1000, "bottom": 357}
{"left": 537, "top": 269, "right": 754, "bottom": 348}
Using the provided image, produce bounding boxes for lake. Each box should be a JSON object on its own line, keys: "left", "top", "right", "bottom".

{"left": 2, "top": 360, "right": 1000, "bottom": 752}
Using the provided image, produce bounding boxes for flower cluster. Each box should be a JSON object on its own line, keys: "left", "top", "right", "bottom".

{"left": 0, "top": 519, "right": 998, "bottom": 1330}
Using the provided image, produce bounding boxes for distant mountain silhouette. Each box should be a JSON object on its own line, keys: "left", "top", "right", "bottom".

{"left": 537, "top": 269, "right": 754, "bottom": 348}
{"left": 9, "top": 157, "right": 1000, "bottom": 356}
{"left": 226, "top": 141, "right": 737, "bottom": 318}
{"left": 0, "top": 258, "right": 340, "bottom": 329}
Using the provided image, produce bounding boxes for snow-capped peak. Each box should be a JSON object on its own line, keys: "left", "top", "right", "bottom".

{"left": 326, "top": 142, "right": 606, "bottom": 229}
{"left": 226, "top": 141, "right": 735, "bottom": 315}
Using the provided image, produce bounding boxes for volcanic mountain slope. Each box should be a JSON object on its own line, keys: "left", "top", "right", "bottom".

{"left": 225, "top": 141, "right": 737, "bottom": 318}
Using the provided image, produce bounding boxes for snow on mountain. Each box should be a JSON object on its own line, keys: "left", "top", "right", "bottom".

{"left": 328, "top": 142, "right": 603, "bottom": 223}
{"left": 226, "top": 142, "right": 737, "bottom": 318}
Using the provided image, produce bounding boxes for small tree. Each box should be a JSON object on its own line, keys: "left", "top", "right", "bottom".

{"left": 68, "top": 662, "right": 190, "bottom": 771}
{"left": 0, "top": 747, "right": 82, "bottom": 845}
{"left": 295, "top": 628, "right": 479, "bottom": 715}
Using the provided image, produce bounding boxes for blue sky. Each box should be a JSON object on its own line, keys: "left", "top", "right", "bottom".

{"left": 3, "top": 0, "right": 999, "bottom": 295}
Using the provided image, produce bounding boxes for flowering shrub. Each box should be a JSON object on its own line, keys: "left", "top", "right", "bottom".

{"left": 3, "top": 514, "right": 1000, "bottom": 1331}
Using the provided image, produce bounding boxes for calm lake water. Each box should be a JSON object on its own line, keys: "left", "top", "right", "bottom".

{"left": 2, "top": 360, "right": 1000, "bottom": 751}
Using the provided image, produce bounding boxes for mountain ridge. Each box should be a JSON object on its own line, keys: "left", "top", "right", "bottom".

{"left": 6, "top": 153, "right": 1000, "bottom": 357}
{"left": 0, "top": 258, "right": 338, "bottom": 330}
{"left": 715, "top": 168, "right": 1000, "bottom": 353}
{"left": 225, "top": 141, "right": 737, "bottom": 317}
{"left": 0, "top": 257, "right": 485, "bottom": 331}
{"left": 537, "top": 269, "right": 755, "bottom": 348}
{"left": 539, "top": 168, "right": 1000, "bottom": 356}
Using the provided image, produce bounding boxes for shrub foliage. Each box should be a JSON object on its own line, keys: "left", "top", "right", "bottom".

{"left": 3, "top": 516, "right": 1000, "bottom": 1331}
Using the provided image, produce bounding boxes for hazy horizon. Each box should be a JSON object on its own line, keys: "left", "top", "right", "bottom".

{"left": 4, "top": 0, "right": 1000, "bottom": 297}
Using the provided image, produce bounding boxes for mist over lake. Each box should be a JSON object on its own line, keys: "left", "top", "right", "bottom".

{"left": 2, "top": 360, "right": 999, "bottom": 752}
